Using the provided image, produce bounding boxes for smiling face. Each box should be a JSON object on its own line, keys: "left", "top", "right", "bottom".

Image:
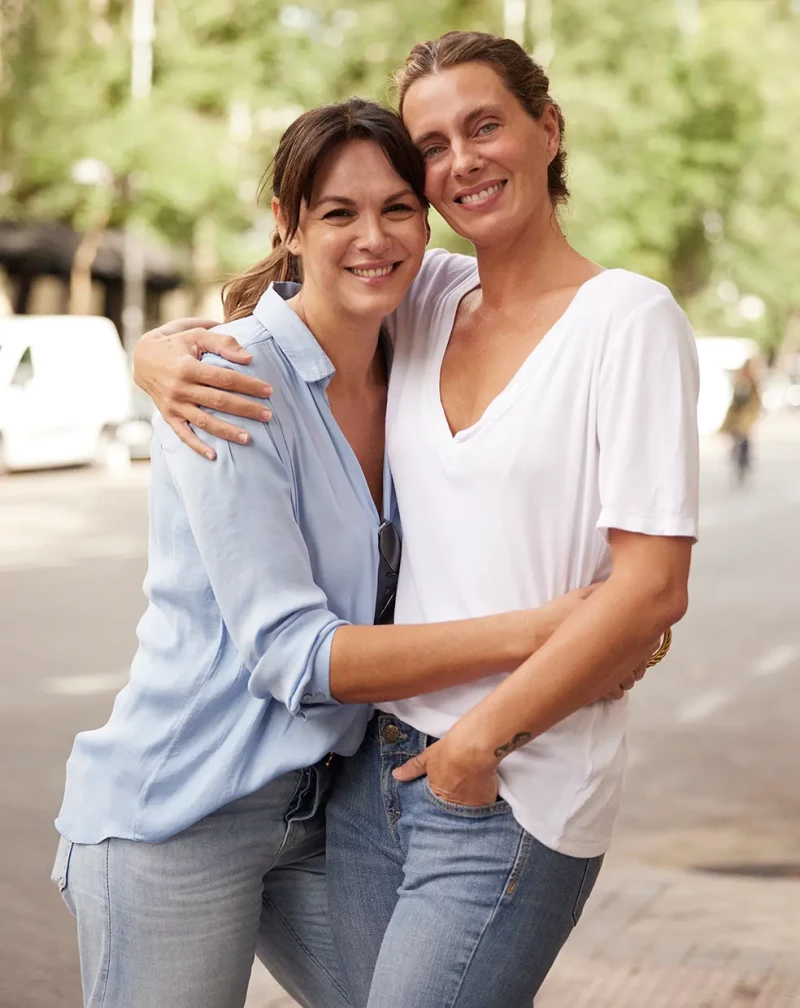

{"left": 401, "top": 61, "right": 561, "bottom": 249}
{"left": 275, "top": 138, "right": 427, "bottom": 323}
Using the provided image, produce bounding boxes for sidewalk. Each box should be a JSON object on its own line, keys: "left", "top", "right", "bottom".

{"left": 245, "top": 858, "right": 800, "bottom": 1007}
{"left": 536, "top": 858, "right": 800, "bottom": 1007}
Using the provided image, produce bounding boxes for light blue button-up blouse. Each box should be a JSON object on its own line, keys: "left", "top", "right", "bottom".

{"left": 56, "top": 283, "right": 389, "bottom": 843}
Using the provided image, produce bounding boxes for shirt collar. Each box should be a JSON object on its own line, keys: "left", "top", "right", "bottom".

{"left": 252, "top": 282, "right": 335, "bottom": 384}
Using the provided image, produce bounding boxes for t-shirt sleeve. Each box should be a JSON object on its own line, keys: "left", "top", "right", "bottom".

{"left": 596, "top": 292, "right": 700, "bottom": 540}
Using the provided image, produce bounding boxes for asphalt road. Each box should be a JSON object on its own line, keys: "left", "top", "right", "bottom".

{"left": 1, "top": 415, "right": 799, "bottom": 1008}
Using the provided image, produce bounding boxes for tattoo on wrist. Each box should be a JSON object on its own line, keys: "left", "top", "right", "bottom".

{"left": 493, "top": 732, "right": 532, "bottom": 759}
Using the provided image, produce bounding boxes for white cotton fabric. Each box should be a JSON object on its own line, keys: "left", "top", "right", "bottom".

{"left": 381, "top": 250, "right": 700, "bottom": 857}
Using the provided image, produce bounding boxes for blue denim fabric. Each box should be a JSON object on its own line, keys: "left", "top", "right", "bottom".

{"left": 52, "top": 765, "right": 351, "bottom": 1008}
{"left": 326, "top": 714, "right": 603, "bottom": 1008}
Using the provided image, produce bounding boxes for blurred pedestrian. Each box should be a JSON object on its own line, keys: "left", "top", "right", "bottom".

{"left": 720, "top": 358, "right": 762, "bottom": 482}
{"left": 135, "top": 31, "right": 698, "bottom": 1008}
{"left": 52, "top": 100, "right": 606, "bottom": 1008}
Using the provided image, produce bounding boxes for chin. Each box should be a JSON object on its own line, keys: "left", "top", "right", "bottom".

{"left": 452, "top": 210, "right": 522, "bottom": 248}
{"left": 344, "top": 289, "right": 400, "bottom": 320}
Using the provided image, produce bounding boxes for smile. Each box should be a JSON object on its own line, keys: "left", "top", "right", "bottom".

{"left": 347, "top": 263, "right": 399, "bottom": 278}
{"left": 455, "top": 180, "right": 507, "bottom": 205}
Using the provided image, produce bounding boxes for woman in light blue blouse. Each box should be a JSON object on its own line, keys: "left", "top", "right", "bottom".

{"left": 52, "top": 99, "right": 593, "bottom": 1008}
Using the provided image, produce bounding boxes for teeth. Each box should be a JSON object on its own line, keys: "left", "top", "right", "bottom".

{"left": 459, "top": 182, "right": 505, "bottom": 205}
{"left": 351, "top": 265, "right": 394, "bottom": 278}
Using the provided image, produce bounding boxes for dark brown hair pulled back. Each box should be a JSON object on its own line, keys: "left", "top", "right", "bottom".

{"left": 223, "top": 98, "right": 427, "bottom": 322}
{"left": 394, "top": 30, "right": 568, "bottom": 208}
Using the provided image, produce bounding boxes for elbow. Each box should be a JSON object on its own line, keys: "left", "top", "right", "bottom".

{"left": 647, "top": 579, "right": 688, "bottom": 630}
{"left": 613, "top": 570, "right": 688, "bottom": 631}
{"left": 662, "top": 586, "right": 688, "bottom": 627}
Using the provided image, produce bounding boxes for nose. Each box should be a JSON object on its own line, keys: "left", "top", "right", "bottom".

{"left": 451, "top": 139, "right": 483, "bottom": 179}
{"left": 355, "top": 213, "right": 392, "bottom": 256}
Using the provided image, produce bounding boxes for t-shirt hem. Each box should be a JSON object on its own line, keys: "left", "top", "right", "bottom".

{"left": 597, "top": 508, "right": 698, "bottom": 541}
{"left": 512, "top": 814, "right": 613, "bottom": 859}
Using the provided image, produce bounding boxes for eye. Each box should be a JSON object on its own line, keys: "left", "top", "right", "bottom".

{"left": 421, "top": 145, "right": 446, "bottom": 160}
{"left": 384, "top": 202, "right": 416, "bottom": 215}
{"left": 322, "top": 208, "right": 353, "bottom": 220}
{"left": 477, "top": 122, "right": 500, "bottom": 137}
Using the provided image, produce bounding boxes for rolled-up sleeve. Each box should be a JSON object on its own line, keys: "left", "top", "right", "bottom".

{"left": 158, "top": 411, "right": 348, "bottom": 717}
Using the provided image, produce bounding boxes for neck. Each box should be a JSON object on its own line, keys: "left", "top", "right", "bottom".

{"left": 288, "top": 284, "right": 384, "bottom": 392}
{"left": 472, "top": 202, "right": 588, "bottom": 310}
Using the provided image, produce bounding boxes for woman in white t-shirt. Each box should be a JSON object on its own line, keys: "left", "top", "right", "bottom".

{"left": 133, "top": 30, "right": 698, "bottom": 1008}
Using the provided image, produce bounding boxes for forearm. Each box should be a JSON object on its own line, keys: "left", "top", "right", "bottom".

{"left": 447, "top": 576, "right": 684, "bottom": 764}
{"left": 330, "top": 610, "right": 543, "bottom": 704}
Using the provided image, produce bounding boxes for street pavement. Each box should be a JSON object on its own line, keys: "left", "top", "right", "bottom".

{"left": 1, "top": 414, "right": 799, "bottom": 1008}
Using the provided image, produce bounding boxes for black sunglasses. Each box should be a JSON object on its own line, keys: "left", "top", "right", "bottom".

{"left": 374, "top": 520, "right": 401, "bottom": 625}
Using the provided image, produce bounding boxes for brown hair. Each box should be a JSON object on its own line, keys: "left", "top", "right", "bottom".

{"left": 394, "top": 30, "right": 568, "bottom": 208}
{"left": 223, "top": 98, "right": 427, "bottom": 321}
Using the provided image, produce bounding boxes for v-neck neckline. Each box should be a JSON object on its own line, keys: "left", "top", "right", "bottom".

{"left": 427, "top": 268, "right": 611, "bottom": 448}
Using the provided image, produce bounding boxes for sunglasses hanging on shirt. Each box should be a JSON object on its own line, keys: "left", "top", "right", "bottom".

{"left": 374, "top": 520, "right": 401, "bottom": 625}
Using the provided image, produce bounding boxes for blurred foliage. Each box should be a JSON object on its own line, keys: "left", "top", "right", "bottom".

{"left": 1, "top": 0, "right": 799, "bottom": 345}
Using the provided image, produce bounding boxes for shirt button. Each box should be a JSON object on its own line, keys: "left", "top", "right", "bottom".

{"left": 302, "top": 694, "right": 313, "bottom": 703}
{"left": 381, "top": 724, "right": 402, "bottom": 744}
{"left": 314, "top": 693, "right": 327, "bottom": 702}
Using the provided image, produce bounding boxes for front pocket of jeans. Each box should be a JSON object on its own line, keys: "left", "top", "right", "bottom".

{"left": 424, "top": 780, "right": 511, "bottom": 817}
{"left": 50, "top": 836, "right": 74, "bottom": 893}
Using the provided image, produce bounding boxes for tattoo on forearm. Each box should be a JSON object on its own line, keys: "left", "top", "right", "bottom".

{"left": 493, "top": 732, "right": 532, "bottom": 759}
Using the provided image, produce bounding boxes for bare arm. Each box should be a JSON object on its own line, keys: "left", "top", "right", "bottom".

{"left": 133, "top": 320, "right": 271, "bottom": 458}
{"left": 331, "top": 588, "right": 596, "bottom": 705}
{"left": 395, "top": 530, "right": 691, "bottom": 803}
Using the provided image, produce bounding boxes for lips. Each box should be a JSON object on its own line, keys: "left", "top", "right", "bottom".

{"left": 455, "top": 180, "right": 507, "bottom": 205}
{"left": 348, "top": 264, "right": 396, "bottom": 278}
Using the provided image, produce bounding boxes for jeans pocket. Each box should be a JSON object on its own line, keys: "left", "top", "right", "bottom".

{"left": 50, "top": 835, "right": 74, "bottom": 893}
{"left": 424, "top": 780, "right": 511, "bottom": 817}
{"left": 571, "top": 854, "right": 604, "bottom": 926}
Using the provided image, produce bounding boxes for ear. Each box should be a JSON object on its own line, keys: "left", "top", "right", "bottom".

{"left": 272, "top": 197, "right": 300, "bottom": 254}
{"left": 272, "top": 197, "right": 288, "bottom": 242}
{"left": 541, "top": 104, "right": 561, "bottom": 162}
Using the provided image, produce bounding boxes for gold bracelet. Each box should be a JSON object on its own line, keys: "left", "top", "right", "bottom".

{"left": 646, "top": 627, "right": 672, "bottom": 668}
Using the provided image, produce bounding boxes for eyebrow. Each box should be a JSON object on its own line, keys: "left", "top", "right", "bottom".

{"left": 314, "top": 188, "right": 417, "bottom": 208}
{"left": 412, "top": 104, "right": 505, "bottom": 147}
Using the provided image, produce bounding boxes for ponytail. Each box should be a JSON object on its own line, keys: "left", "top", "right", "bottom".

{"left": 221, "top": 231, "right": 302, "bottom": 322}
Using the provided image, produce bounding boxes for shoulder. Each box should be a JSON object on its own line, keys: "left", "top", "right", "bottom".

{"left": 400, "top": 248, "right": 476, "bottom": 314}
{"left": 388, "top": 248, "right": 477, "bottom": 348}
{"left": 405, "top": 248, "right": 477, "bottom": 308}
{"left": 200, "top": 316, "right": 284, "bottom": 386}
{"left": 590, "top": 269, "right": 688, "bottom": 329}
{"left": 591, "top": 272, "right": 698, "bottom": 385}
{"left": 411, "top": 248, "right": 477, "bottom": 298}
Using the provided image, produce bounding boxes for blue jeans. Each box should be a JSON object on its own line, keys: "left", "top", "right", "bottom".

{"left": 51, "top": 765, "right": 350, "bottom": 1008}
{"left": 326, "top": 714, "right": 603, "bottom": 1008}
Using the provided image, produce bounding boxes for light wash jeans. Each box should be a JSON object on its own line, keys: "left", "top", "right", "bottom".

{"left": 326, "top": 714, "right": 604, "bottom": 1008}
{"left": 51, "top": 765, "right": 351, "bottom": 1008}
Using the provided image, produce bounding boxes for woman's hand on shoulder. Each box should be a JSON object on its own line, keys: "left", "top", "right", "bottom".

{"left": 133, "top": 318, "right": 273, "bottom": 459}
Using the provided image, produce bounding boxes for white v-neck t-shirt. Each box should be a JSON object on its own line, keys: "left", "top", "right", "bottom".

{"left": 381, "top": 249, "right": 700, "bottom": 857}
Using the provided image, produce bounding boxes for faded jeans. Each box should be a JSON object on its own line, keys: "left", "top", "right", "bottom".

{"left": 326, "top": 714, "right": 604, "bottom": 1008}
{"left": 51, "top": 765, "right": 350, "bottom": 1008}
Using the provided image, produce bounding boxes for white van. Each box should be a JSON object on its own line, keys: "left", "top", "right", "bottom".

{"left": 0, "top": 315, "right": 136, "bottom": 473}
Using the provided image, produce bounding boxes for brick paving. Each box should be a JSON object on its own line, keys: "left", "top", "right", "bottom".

{"left": 245, "top": 859, "right": 800, "bottom": 1008}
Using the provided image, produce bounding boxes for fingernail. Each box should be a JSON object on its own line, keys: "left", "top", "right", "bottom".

{"left": 238, "top": 432, "right": 249, "bottom": 444}
{"left": 260, "top": 384, "right": 272, "bottom": 397}
{"left": 205, "top": 451, "right": 215, "bottom": 461}
{"left": 260, "top": 409, "right": 272, "bottom": 421}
